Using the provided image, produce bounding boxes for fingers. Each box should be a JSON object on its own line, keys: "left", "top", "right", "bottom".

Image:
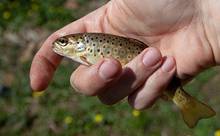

{"left": 70, "top": 58, "right": 122, "bottom": 96}
{"left": 128, "top": 57, "right": 176, "bottom": 110}
{"left": 29, "top": 3, "right": 111, "bottom": 91}
{"left": 30, "top": 18, "right": 87, "bottom": 91}
{"left": 98, "top": 47, "right": 163, "bottom": 105}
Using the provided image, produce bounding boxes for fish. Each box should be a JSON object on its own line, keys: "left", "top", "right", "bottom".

{"left": 52, "top": 33, "right": 216, "bottom": 128}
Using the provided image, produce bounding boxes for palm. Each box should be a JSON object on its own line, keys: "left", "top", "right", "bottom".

{"left": 30, "top": 0, "right": 220, "bottom": 92}
{"left": 84, "top": 0, "right": 215, "bottom": 79}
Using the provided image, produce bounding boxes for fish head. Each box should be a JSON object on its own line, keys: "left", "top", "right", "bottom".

{"left": 52, "top": 35, "right": 88, "bottom": 64}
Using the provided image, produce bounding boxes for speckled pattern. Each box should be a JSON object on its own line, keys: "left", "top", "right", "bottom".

{"left": 53, "top": 33, "right": 146, "bottom": 66}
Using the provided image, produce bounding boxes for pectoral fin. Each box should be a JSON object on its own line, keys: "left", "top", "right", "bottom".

{"left": 80, "top": 56, "right": 92, "bottom": 66}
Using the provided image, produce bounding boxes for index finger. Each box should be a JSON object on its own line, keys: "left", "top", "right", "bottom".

{"left": 29, "top": 3, "right": 111, "bottom": 91}
{"left": 30, "top": 18, "right": 86, "bottom": 91}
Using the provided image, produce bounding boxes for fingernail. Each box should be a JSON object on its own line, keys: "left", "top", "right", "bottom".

{"left": 99, "top": 59, "right": 119, "bottom": 80}
{"left": 143, "top": 48, "right": 161, "bottom": 67}
{"left": 162, "top": 57, "right": 175, "bottom": 72}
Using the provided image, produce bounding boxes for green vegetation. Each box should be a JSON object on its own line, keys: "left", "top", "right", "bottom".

{"left": 1, "top": 0, "right": 68, "bottom": 30}
{"left": 0, "top": 0, "right": 220, "bottom": 135}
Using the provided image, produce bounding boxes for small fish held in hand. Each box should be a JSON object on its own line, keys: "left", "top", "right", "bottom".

{"left": 52, "top": 33, "right": 216, "bottom": 128}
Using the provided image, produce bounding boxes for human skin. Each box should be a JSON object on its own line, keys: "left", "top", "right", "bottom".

{"left": 30, "top": 0, "right": 220, "bottom": 110}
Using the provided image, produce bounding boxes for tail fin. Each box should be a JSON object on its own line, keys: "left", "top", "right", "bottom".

{"left": 173, "top": 88, "right": 216, "bottom": 128}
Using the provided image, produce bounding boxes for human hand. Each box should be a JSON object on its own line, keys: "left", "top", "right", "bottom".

{"left": 30, "top": 0, "right": 220, "bottom": 109}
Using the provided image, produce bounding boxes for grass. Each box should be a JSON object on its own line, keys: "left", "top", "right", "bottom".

{"left": 0, "top": 59, "right": 219, "bottom": 136}
{"left": 0, "top": 0, "right": 220, "bottom": 135}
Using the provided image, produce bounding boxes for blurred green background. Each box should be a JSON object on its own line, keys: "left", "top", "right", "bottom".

{"left": 0, "top": 0, "right": 220, "bottom": 136}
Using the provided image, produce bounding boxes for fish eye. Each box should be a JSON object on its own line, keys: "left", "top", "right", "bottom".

{"left": 57, "top": 38, "right": 68, "bottom": 47}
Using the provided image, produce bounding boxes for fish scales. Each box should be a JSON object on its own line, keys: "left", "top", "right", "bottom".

{"left": 52, "top": 33, "right": 216, "bottom": 128}
{"left": 67, "top": 33, "right": 145, "bottom": 65}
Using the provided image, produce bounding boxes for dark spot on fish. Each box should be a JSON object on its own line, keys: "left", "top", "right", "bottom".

{"left": 97, "top": 49, "right": 100, "bottom": 52}
{"left": 107, "top": 40, "right": 109, "bottom": 43}
{"left": 119, "top": 43, "right": 122, "bottom": 46}
{"left": 112, "top": 42, "right": 114, "bottom": 44}
{"left": 128, "top": 47, "right": 131, "bottom": 50}
{"left": 91, "top": 38, "right": 94, "bottom": 40}
{"left": 77, "top": 42, "right": 79, "bottom": 44}
{"left": 90, "top": 50, "right": 93, "bottom": 53}
{"left": 86, "top": 40, "right": 89, "bottom": 43}
{"left": 107, "top": 51, "right": 110, "bottom": 54}
{"left": 138, "top": 51, "right": 141, "bottom": 54}
{"left": 96, "top": 37, "right": 98, "bottom": 39}
{"left": 100, "top": 40, "right": 102, "bottom": 42}
{"left": 103, "top": 45, "right": 106, "bottom": 48}
{"left": 93, "top": 44, "right": 95, "bottom": 46}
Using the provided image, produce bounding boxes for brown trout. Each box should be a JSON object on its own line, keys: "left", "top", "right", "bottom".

{"left": 52, "top": 33, "right": 216, "bottom": 128}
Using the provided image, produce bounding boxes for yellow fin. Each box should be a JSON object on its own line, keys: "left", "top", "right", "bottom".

{"left": 173, "top": 88, "right": 216, "bottom": 128}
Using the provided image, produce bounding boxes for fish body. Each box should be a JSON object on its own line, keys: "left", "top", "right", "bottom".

{"left": 52, "top": 33, "right": 216, "bottom": 128}
{"left": 53, "top": 33, "right": 146, "bottom": 66}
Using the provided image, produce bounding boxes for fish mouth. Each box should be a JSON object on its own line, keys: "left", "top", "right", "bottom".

{"left": 52, "top": 42, "right": 64, "bottom": 56}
